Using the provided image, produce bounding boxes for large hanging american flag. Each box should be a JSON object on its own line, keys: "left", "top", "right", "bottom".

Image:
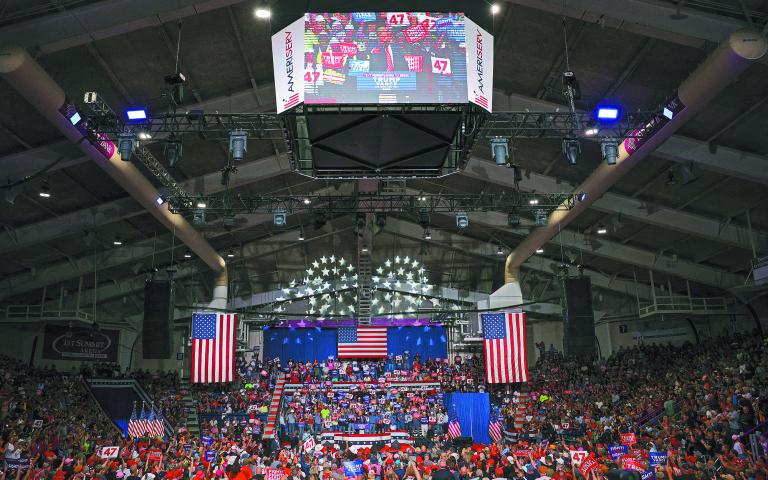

{"left": 337, "top": 326, "right": 387, "bottom": 358}
{"left": 191, "top": 312, "right": 237, "bottom": 383}
{"left": 488, "top": 412, "right": 503, "bottom": 443}
{"left": 481, "top": 311, "right": 528, "bottom": 383}
{"left": 448, "top": 408, "right": 461, "bottom": 439}
{"left": 127, "top": 403, "right": 140, "bottom": 438}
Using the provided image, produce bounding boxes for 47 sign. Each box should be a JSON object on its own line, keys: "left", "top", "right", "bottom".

{"left": 431, "top": 57, "right": 452, "bottom": 75}
{"left": 99, "top": 446, "right": 119, "bottom": 459}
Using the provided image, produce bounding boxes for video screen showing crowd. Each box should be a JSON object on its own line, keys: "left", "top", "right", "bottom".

{"left": 302, "top": 12, "right": 469, "bottom": 104}
{"left": 3, "top": 315, "right": 768, "bottom": 480}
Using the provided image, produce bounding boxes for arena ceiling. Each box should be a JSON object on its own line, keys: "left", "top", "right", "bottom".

{"left": 1, "top": 0, "right": 767, "bottom": 326}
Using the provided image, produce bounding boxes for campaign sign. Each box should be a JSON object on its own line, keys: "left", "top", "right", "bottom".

{"left": 205, "top": 450, "right": 216, "bottom": 462}
{"left": 148, "top": 449, "right": 162, "bottom": 462}
{"left": 649, "top": 452, "right": 668, "bottom": 467}
{"left": 201, "top": 436, "right": 213, "bottom": 446}
{"left": 621, "top": 432, "right": 637, "bottom": 445}
{"left": 608, "top": 445, "right": 628, "bottom": 461}
{"left": 623, "top": 459, "right": 646, "bottom": 472}
{"left": 344, "top": 460, "right": 363, "bottom": 476}
{"left": 183, "top": 444, "right": 192, "bottom": 452}
{"left": 579, "top": 457, "right": 598, "bottom": 477}
{"left": 641, "top": 471, "right": 655, "bottom": 480}
{"left": 266, "top": 468, "right": 283, "bottom": 480}
{"left": 99, "top": 446, "right": 119, "bottom": 459}
{"left": 303, "top": 437, "right": 316, "bottom": 451}
{"left": 569, "top": 450, "right": 589, "bottom": 466}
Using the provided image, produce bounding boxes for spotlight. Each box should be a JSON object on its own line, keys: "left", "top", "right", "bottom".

{"left": 535, "top": 248, "right": 544, "bottom": 254}
{"left": 39, "top": 181, "right": 51, "bottom": 198}
{"left": 155, "top": 195, "right": 166, "bottom": 206}
{"left": 423, "top": 228, "right": 432, "bottom": 240}
{"left": 184, "top": 250, "right": 192, "bottom": 258}
{"left": 455, "top": 211, "right": 469, "bottom": 229}
{"left": 137, "top": 131, "right": 152, "bottom": 140}
{"left": 254, "top": 6, "right": 271, "bottom": 18}
{"left": 496, "top": 245, "right": 504, "bottom": 255}
{"left": 584, "top": 128, "right": 599, "bottom": 136}
{"left": 601, "top": 138, "right": 619, "bottom": 165}
{"left": 418, "top": 194, "right": 427, "bottom": 202}
{"left": 124, "top": 107, "right": 148, "bottom": 122}
{"left": 113, "top": 236, "right": 123, "bottom": 246}
{"left": 595, "top": 106, "right": 620, "bottom": 121}
{"left": 534, "top": 209, "right": 548, "bottom": 227}
{"left": 596, "top": 225, "right": 608, "bottom": 235}
{"left": 164, "top": 137, "right": 182, "bottom": 167}
{"left": 229, "top": 129, "right": 248, "bottom": 161}
{"left": 302, "top": 197, "right": 311, "bottom": 205}
{"left": 490, "top": 137, "right": 509, "bottom": 166}
{"left": 298, "top": 230, "right": 305, "bottom": 241}
{"left": 273, "top": 208, "right": 287, "bottom": 226}
{"left": 117, "top": 132, "right": 136, "bottom": 161}
{"left": 361, "top": 244, "right": 369, "bottom": 253}
{"left": 562, "top": 138, "right": 581, "bottom": 165}
{"left": 508, "top": 211, "right": 520, "bottom": 227}
{"left": 528, "top": 198, "right": 539, "bottom": 205}
{"left": 196, "top": 201, "right": 207, "bottom": 209}
{"left": 164, "top": 72, "right": 187, "bottom": 105}
{"left": 576, "top": 191, "right": 587, "bottom": 202}
{"left": 376, "top": 214, "right": 387, "bottom": 229}
{"left": 226, "top": 249, "right": 235, "bottom": 259}
{"left": 491, "top": 3, "right": 501, "bottom": 14}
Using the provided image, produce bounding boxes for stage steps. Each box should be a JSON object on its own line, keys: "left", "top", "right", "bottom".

{"left": 180, "top": 379, "right": 201, "bottom": 437}
{"left": 513, "top": 387, "right": 532, "bottom": 431}
{"left": 262, "top": 373, "right": 286, "bottom": 439}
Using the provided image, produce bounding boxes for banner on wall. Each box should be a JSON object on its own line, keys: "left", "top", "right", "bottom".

{"left": 272, "top": 16, "right": 305, "bottom": 113}
{"left": 464, "top": 16, "right": 494, "bottom": 112}
{"left": 42, "top": 324, "right": 120, "bottom": 362}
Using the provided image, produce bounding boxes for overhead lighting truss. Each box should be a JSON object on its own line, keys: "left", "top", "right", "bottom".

{"left": 482, "top": 110, "right": 657, "bottom": 139}
{"left": 165, "top": 191, "right": 577, "bottom": 216}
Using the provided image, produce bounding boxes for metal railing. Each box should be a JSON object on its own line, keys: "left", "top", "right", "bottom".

{"left": 3, "top": 304, "right": 93, "bottom": 322}
{"left": 638, "top": 295, "right": 731, "bottom": 317}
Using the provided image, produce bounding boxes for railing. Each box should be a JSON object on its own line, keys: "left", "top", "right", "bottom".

{"left": 3, "top": 304, "right": 94, "bottom": 322}
{"left": 638, "top": 295, "right": 732, "bottom": 317}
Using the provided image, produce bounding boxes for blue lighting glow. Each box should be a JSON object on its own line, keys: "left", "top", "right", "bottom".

{"left": 595, "top": 106, "right": 621, "bottom": 121}
{"left": 68, "top": 112, "right": 82, "bottom": 125}
{"left": 125, "top": 108, "right": 148, "bottom": 121}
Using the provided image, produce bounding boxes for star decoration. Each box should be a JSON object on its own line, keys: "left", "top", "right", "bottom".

{"left": 320, "top": 256, "right": 327, "bottom": 264}
{"left": 321, "top": 268, "right": 330, "bottom": 276}
{"left": 312, "top": 261, "right": 320, "bottom": 269}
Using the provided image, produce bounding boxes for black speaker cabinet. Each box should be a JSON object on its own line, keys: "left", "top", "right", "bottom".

{"left": 142, "top": 280, "right": 172, "bottom": 359}
{"left": 561, "top": 277, "right": 596, "bottom": 358}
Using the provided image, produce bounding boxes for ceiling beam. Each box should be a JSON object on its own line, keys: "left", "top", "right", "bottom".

{"left": 0, "top": 0, "right": 248, "bottom": 55}
{"left": 462, "top": 156, "right": 768, "bottom": 253}
{"left": 0, "top": 153, "right": 288, "bottom": 255}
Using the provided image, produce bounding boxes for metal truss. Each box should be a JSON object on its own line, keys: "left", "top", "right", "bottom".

{"left": 482, "top": 110, "right": 658, "bottom": 139}
{"left": 166, "top": 191, "right": 578, "bottom": 215}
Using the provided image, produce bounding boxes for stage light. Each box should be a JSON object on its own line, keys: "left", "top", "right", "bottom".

{"left": 456, "top": 212, "right": 469, "bottom": 229}
{"left": 584, "top": 127, "right": 599, "bottom": 136}
{"left": 229, "top": 129, "right": 248, "bottom": 161}
{"left": 137, "top": 131, "right": 152, "bottom": 140}
{"left": 302, "top": 197, "right": 312, "bottom": 205}
{"left": 601, "top": 138, "right": 619, "bottom": 165}
{"left": 361, "top": 244, "right": 369, "bottom": 253}
{"left": 113, "top": 236, "right": 123, "bottom": 246}
{"left": 184, "top": 250, "right": 192, "bottom": 258}
{"left": 535, "top": 248, "right": 544, "bottom": 254}
{"left": 155, "top": 195, "right": 166, "bottom": 206}
{"left": 418, "top": 194, "right": 427, "bottom": 202}
{"left": 597, "top": 225, "right": 607, "bottom": 235}
{"left": 273, "top": 208, "right": 287, "bottom": 226}
{"left": 490, "top": 137, "right": 509, "bottom": 166}
{"left": 595, "top": 106, "right": 620, "bottom": 121}
{"left": 534, "top": 209, "right": 548, "bottom": 227}
{"left": 491, "top": 3, "right": 501, "bottom": 14}
{"left": 164, "top": 137, "right": 182, "bottom": 167}
{"left": 496, "top": 245, "right": 504, "bottom": 255}
{"left": 117, "top": 132, "right": 136, "bottom": 161}
{"left": 508, "top": 211, "right": 520, "bottom": 227}
{"left": 423, "top": 228, "right": 432, "bottom": 240}
{"left": 254, "top": 7, "right": 271, "bottom": 18}
{"left": 562, "top": 138, "right": 581, "bottom": 165}
{"left": 68, "top": 111, "right": 82, "bottom": 125}
{"left": 39, "top": 181, "right": 51, "bottom": 198}
{"left": 528, "top": 198, "right": 539, "bottom": 205}
{"left": 125, "top": 108, "right": 148, "bottom": 122}
{"left": 226, "top": 249, "right": 235, "bottom": 258}
{"left": 576, "top": 191, "right": 587, "bottom": 202}
{"left": 298, "top": 230, "right": 305, "bottom": 241}
{"left": 196, "top": 201, "right": 207, "bottom": 209}
{"left": 663, "top": 107, "right": 674, "bottom": 120}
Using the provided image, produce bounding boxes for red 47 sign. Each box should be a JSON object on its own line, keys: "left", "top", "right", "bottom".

{"left": 431, "top": 57, "right": 452, "bottom": 75}
{"left": 569, "top": 450, "right": 588, "bottom": 466}
{"left": 386, "top": 13, "right": 407, "bottom": 25}
{"left": 99, "top": 446, "right": 119, "bottom": 459}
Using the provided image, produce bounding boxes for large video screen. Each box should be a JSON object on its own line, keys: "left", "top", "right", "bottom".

{"left": 302, "top": 12, "right": 468, "bottom": 104}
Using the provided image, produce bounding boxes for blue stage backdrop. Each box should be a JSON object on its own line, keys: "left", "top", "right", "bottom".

{"left": 262, "top": 326, "right": 447, "bottom": 362}
{"left": 444, "top": 392, "right": 491, "bottom": 444}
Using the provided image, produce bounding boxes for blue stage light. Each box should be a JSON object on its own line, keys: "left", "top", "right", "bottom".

{"left": 125, "top": 108, "right": 148, "bottom": 122}
{"left": 68, "top": 112, "right": 82, "bottom": 125}
{"left": 595, "top": 106, "right": 620, "bottom": 121}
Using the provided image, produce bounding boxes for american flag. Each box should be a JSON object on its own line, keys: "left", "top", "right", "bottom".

{"left": 448, "top": 408, "right": 461, "bottom": 439}
{"left": 481, "top": 311, "right": 528, "bottom": 383}
{"left": 127, "top": 403, "right": 140, "bottom": 438}
{"left": 153, "top": 408, "right": 165, "bottom": 438}
{"left": 191, "top": 312, "right": 237, "bottom": 383}
{"left": 146, "top": 407, "right": 164, "bottom": 438}
{"left": 337, "top": 326, "right": 387, "bottom": 358}
{"left": 489, "top": 412, "right": 502, "bottom": 443}
{"left": 138, "top": 404, "right": 148, "bottom": 436}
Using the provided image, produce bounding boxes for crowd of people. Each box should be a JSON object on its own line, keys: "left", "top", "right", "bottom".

{"left": 2, "top": 331, "right": 768, "bottom": 480}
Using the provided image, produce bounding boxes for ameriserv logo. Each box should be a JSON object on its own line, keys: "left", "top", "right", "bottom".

{"left": 285, "top": 31, "right": 294, "bottom": 93}
{"left": 475, "top": 31, "right": 484, "bottom": 94}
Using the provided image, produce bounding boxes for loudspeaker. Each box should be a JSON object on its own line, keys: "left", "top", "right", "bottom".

{"left": 142, "top": 280, "right": 172, "bottom": 359}
{"left": 561, "top": 277, "right": 596, "bottom": 358}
